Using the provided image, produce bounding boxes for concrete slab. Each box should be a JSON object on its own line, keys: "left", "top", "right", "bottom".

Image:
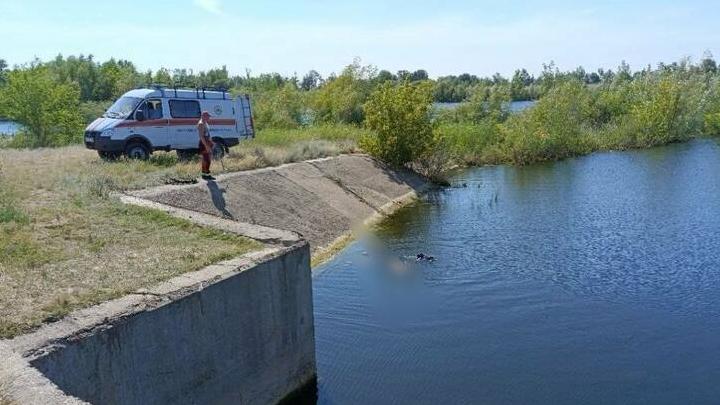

{"left": 132, "top": 154, "right": 427, "bottom": 250}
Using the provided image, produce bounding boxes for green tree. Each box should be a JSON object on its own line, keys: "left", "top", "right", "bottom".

{"left": 700, "top": 51, "right": 718, "bottom": 74}
{"left": 466, "top": 83, "right": 511, "bottom": 122}
{"left": 94, "top": 58, "right": 138, "bottom": 100}
{"left": 247, "top": 82, "right": 305, "bottom": 129}
{"left": 0, "top": 65, "right": 84, "bottom": 147}
{"left": 0, "top": 59, "right": 7, "bottom": 85}
{"left": 510, "top": 68, "right": 534, "bottom": 100}
{"left": 411, "top": 69, "right": 429, "bottom": 81}
{"left": 300, "top": 70, "right": 322, "bottom": 90}
{"left": 374, "top": 70, "right": 397, "bottom": 84}
{"left": 199, "top": 66, "right": 231, "bottom": 89}
{"left": 311, "top": 59, "right": 376, "bottom": 124}
{"left": 361, "top": 80, "right": 434, "bottom": 166}
{"left": 154, "top": 68, "right": 173, "bottom": 85}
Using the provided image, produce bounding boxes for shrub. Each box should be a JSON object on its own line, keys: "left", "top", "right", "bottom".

{"left": 311, "top": 59, "right": 376, "bottom": 125}
{"left": 244, "top": 83, "right": 306, "bottom": 130}
{"left": 624, "top": 74, "right": 704, "bottom": 146}
{"left": 361, "top": 80, "right": 434, "bottom": 166}
{"left": 499, "top": 80, "right": 595, "bottom": 164}
{"left": 705, "top": 112, "right": 720, "bottom": 136}
{"left": 411, "top": 133, "right": 453, "bottom": 185}
{"left": 0, "top": 65, "right": 84, "bottom": 147}
{"left": 434, "top": 121, "right": 502, "bottom": 164}
{"left": 703, "top": 79, "right": 720, "bottom": 136}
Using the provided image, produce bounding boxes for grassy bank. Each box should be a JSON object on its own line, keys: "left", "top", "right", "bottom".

{"left": 0, "top": 125, "right": 368, "bottom": 338}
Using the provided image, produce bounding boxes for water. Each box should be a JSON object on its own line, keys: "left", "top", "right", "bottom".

{"left": 312, "top": 139, "right": 720, "bottom": 404}
{"left": 0, "top": 120, "right": 21, "bottom": 136}
{"left": 434, "top": 100, "right": 536, "bottom": 113}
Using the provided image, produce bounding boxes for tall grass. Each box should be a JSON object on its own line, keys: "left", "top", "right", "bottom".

{"left": 251, "top": 124, "right": 371, "bottom": 146}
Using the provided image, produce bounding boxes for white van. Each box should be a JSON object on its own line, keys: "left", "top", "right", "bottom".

{"left": 84, "top": 87, "right": 254, "bottom": 160}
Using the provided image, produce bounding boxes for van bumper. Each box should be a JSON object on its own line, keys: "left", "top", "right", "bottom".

{"left": 85, "top": 133, "right": 124, "bottom": 152}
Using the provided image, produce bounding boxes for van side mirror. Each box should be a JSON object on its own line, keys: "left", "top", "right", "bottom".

{"left": 135, "top": 110, "right": 145, "bottom": 121}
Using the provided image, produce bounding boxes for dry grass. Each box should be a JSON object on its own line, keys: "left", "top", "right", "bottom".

{"left": 0, "top": 125, "right": 367, "bottom": 338}
{"left": 0, "top": 148, "right": 264, "bottom": 339}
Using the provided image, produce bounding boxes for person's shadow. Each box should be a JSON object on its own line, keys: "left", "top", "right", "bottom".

{"left": 206, "top": 180, "right": 234, "bottom": 220}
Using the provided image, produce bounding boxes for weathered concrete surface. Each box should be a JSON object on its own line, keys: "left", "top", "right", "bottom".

{"left": 5, "top": 244, "right": 315, "bottom": 405}
{"left": 131, "top": 155, "right": 427, "bottom": 250}
{"left": 0, "top": 342, "right": 87, "bottom": 405}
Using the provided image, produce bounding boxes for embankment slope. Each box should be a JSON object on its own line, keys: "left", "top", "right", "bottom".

{"left": 132, "top": 154, "right": 427, "bottom": 250}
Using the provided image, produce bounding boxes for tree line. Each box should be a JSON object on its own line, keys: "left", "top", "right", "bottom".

{"left": 0, "top": 52, "right": 718, "bottom": 150}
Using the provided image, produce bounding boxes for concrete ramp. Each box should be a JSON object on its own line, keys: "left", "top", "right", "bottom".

{"left": 132, "top": 155, "right": 427, "bottom": 250}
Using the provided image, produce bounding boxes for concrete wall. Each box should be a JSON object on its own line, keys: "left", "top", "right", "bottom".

{"left": 11, "top": 244, "right": 315, "bottom": 405}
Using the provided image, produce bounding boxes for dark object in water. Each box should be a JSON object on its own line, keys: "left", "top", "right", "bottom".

{"left": 416, "top": 253, "right": 435, "bottom": 262}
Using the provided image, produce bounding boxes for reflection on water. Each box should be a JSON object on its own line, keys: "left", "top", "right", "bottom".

{"left": 0, "top": 120, "right": 21, "bottom": 136}
{"left": 312, "top": 139, "right": 720, "bottom": 405}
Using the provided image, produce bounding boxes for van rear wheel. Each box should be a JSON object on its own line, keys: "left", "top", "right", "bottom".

{"left": 125, "top": 142, "right": 150, "bottom": 160}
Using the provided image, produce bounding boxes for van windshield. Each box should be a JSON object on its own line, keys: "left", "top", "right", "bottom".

{"left": 103, "top": 97, "right": 142, "bottom": 119}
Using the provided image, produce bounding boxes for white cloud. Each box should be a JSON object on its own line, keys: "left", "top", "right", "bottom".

{"left": 193, "top": 0, "right": 222, "bottom": 15}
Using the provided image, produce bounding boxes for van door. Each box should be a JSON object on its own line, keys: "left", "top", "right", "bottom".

{"left": 136, "top": 98, "right": 169, "bottom": 148}
{"left": 168, "top": 99, "right": 201, "bottom": 149}
{"left": 235, "top": 95, "right": 255, "bottom": 139}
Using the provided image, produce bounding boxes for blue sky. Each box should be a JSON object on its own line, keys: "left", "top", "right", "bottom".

{"left": 1, "top": 0, "right": 718, "bottom": 78}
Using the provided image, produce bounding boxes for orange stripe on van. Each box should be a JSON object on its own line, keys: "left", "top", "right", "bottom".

{"left": 116, "top": 118, "right": 236, "bottom": 128}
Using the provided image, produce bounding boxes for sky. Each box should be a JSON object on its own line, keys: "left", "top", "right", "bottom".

{"left": 1, "top": 0, "right": 719, "bottom": 78}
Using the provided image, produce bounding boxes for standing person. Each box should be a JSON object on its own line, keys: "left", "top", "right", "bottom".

{"left": 198, "top": 111, "right": 214, "bottom": 179}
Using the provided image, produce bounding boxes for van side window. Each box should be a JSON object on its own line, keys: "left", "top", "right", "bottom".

{"left": 146, "top": 99, "right": 163, "bottom": 120}
{"left": 169, "top": 100, "right": 201, "bottom": 118}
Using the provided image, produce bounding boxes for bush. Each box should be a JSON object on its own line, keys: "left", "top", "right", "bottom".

{"left": 434, "top": 121, "right": 503, "bottom": 165}
{"left": 311, "top": 60, "right": 376, "bottom": 125}
{"left": 499, "top": 80, "right": 595, "bottom": 164}
{"left": 703, "top": 79, "right": 720, "bottom": 136}
{"left": 361, "top": 80, "right": 434, "bottom": 166}
{"left": 449, "top": 83, "right": 512, "bottom": 124}
{"left": 705, "top": 112, "right": 720, "bottom": 136}
{"left": 626, "top": 74, "right": 704, "bottom": 146}
{"left": 243, "top": 83, "right": 306, "bottom": 130}
{"left": 0, "top": 65, "right": 84, "bottom": 147}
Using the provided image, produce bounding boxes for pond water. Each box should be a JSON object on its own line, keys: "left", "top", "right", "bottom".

{"left": 312, "top": 139, "right": 720, "bottom": 404}
{"left": 434, "top": 100, "right": 536, "bottom": 113}
{"left": 0, "top": 120, "right": 20, "bottom": 136}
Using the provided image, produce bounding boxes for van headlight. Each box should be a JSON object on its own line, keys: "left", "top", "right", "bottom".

{"left": 101, "top": 129, "right": 114, "bottom": 138}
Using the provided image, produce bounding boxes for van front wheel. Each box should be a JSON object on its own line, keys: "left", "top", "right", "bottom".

{"left": 125, "top": 142, "right": 150, "bottom": 160}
